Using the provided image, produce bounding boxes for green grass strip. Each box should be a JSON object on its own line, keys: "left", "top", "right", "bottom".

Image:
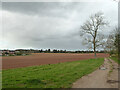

{"left": 2, "top": 58, "right": 104, "bottom": 88}
{"left": 110, "top": 56, "right": 120, "bottom": 64}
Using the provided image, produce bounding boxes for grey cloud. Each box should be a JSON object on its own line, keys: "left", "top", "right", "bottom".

{"left": 1, "top": 2, "right": 118, "bottom": 50}
{"left": 2, "top": 2, "right": 82, "bottom": 18}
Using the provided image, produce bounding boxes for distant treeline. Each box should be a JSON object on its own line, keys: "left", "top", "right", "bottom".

{"left": 1, "top": 49, "right": 105, "bottom": 53}
{"left": 37, "top": 49, "right": 105, "bottom": 53}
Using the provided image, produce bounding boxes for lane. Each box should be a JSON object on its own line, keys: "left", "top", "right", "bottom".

{"left": 72, "top": 58, "right": 118, "bottom": 88}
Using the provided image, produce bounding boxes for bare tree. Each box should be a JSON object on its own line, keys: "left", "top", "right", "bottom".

{"left": 105, "top": 27, "right": 120, "bottom": 55}
{"left": 80, "top": 12, "right": 108, "bottom": 57}
{"left": 105, "top": 34, "right": 115, "bottom": 54}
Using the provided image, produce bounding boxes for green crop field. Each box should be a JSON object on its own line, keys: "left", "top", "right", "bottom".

{"left": 2, "top": 58, "right": 104, "bottom": 88}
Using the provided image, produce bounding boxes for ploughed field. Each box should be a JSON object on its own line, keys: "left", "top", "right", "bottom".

{"left": 2, "top": 53, "right": 109, "bottom": 69}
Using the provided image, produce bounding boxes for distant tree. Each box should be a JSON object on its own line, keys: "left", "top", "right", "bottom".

{"left": 105, "top": 27, "right": 120, "bottom": 55}
{"left": 5, "top": 52, "right": 9, "bottom": 54}
{"left": 60, "top": 50, "right": 63, "bottom": 53}
{"left": 53, "top": 49, "right": 57, "bottom": 53}
{"left": 80, "top": 12, "right": 108, "bottom": 57}
{"left": 45, "top": 49, "right": 48, "bottom": 53}
{"left": 105, "top": 34, "right": 115, "bottom": 54}
{"left": 114, "top": 28, "right": 120, "bottom": 50}
{"left": 48, "top": 49, "right": 51, "bottom": 53}
{"left": 39, "top": 49, "right": 43, "bottom": 53}
{"left": 63, "top": 50, "right": 66, "bottom": 53}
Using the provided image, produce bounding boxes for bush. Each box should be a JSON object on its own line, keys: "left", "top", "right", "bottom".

{"left": 16, "top": 53, "right": 22, "bottom": 56}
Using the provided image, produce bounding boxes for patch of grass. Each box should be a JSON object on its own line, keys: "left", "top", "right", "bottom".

{"left": 110, "top": 56, "right": 120, "bottom": 64}
{"left": 108, "top": 60, "right": 113, "bottom": 77}
{"left": 2, "top": 58, "right": 104, "bottom": 88}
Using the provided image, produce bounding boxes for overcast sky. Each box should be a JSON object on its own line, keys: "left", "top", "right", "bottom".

{"left": 1, "top": 1, "right": 118, "bottom": 50}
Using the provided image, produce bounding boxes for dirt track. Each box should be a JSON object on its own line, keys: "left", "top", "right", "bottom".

{"left": 72, "top": 58, "right": 118, "bottom": 88}
{"left": 2, "top": 53, "right": 109, "bottom": 69}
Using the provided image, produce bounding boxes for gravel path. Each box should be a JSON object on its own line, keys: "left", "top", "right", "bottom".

{"left": 72, "top": 58, "right": 118, "bottom": 88}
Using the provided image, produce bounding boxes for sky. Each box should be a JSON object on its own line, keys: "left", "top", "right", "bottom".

{"left": 0, "top": 0, "right": 118, "bottom": 50}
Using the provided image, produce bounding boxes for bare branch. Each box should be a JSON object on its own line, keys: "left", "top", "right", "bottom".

{"left": 80, "top": 12, "right": 108, "bottom": 57}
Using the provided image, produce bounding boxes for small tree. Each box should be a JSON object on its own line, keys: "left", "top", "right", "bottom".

{"left": 105, "top": 34, "right": 115, "bottom": 55}
{"left": 106, "top": 27, "right": 120, "bottom": 56}
{"left": 114, "top": 28, "right": 120, "bottom": 50}
{"left": 80, "top": 12, "right": 108, "bottom": 57}
{"left": 48, "top": 49, "right": 51, "bottom": 53}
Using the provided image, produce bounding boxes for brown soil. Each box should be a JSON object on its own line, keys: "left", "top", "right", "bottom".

{"left": 2, "top": 53, "right": 109, "bottom": 69}
{"left": 72, "top": 58, "right": 118, "bottom": 88}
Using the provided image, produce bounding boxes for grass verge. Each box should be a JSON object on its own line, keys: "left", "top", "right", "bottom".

{"left": 2, "top": 58, "right": 104, "bottom": 88}
{"left": 108, "top": 60, "right": 113, "bottom": 77}
{"left": 110, "top": 56, "right": 120, "bottom": 64}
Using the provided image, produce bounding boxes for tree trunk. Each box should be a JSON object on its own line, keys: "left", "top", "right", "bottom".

{"left": 94, "top": 44, "right": 96, "bottom": 57}
{"left": 93, "top": 38, "right": 96, "bottom": 58}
